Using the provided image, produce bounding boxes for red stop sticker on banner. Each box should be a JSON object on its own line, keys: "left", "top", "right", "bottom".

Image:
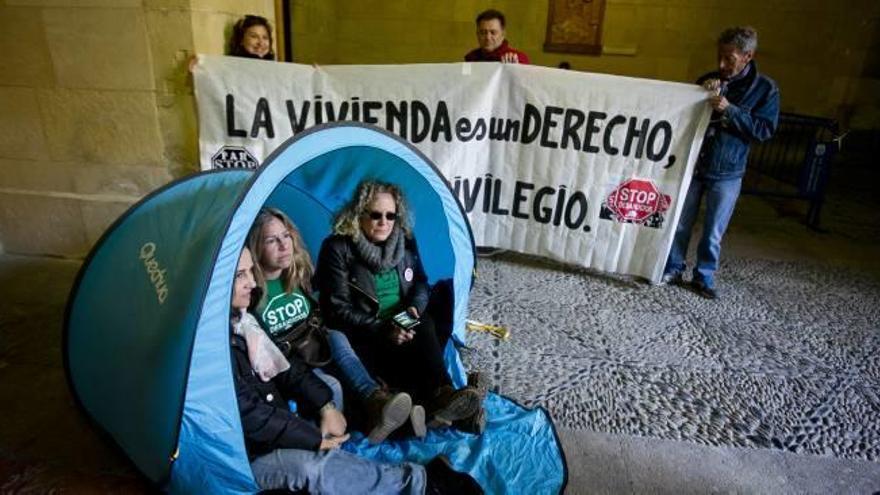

{"left": 605, "top": 179, "right": 671, "bottom": 224}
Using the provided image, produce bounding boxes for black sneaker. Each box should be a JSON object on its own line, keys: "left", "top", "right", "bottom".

{"left": 425, "top": 456, "right": 484, "bottom": 495}
{"left": 692, "top": 281, "right": 718, "bottom": 300}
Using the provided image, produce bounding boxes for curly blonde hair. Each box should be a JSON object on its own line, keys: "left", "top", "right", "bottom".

{"left": 247, "top": 207, "right": 313, "bottom": 295}
{"left": 332, "top": 180, "right": 413, "bottom": 239}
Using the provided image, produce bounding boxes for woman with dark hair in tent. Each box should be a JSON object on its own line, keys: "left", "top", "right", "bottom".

{"left": 229, "top": 14, "right": 275, "bottom": 60}
{"left": 247, "top": 208, "right": 418, "bottom": 444}
{"left": 231, "top": 247, "right": 483, "bottom": 494}
{"left": 316, "top": 180, "right": 485, "bottom": 433}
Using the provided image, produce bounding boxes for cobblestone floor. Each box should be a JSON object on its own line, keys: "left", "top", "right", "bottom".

{"left": 463, "top": 246, "right": 880, "bottom": 463}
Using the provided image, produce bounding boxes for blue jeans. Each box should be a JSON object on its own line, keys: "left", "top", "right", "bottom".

{"left": 665, "top": 176, "right": 742, "bottom": 288}
{"left": 250, "top": 447, "right": 425, "bottom": 494}
{"left": 325, "top": 329, "right": 379, "bottom": 399}
{"left": 312, "top": 369, "right": 344, "bottom": 412}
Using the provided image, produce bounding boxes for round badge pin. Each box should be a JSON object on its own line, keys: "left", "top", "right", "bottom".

{"left": 404, "top": 267, "right": 414, "bottom": 282}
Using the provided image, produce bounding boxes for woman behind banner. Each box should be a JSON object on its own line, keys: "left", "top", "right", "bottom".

{"left": 316, "top": 180, "right": 483, "bottom": 431}
{"left": 229, "top": 14, "right": 275, "bottom": 60}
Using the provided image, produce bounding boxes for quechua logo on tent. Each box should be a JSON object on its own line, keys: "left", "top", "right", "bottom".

{"left": 599, "top": 178, "right": 671, "bottom": 229}
{"left": 139, "top": 242, "right": 169, "bottom": 304}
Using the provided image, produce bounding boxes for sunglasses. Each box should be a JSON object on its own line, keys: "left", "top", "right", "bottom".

{"left": 367, "top": 211, "right": 397, "bottom": 221}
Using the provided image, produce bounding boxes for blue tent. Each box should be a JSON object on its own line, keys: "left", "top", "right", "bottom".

{"left": 64, "top": 123, "right": 565, "bottom": 493}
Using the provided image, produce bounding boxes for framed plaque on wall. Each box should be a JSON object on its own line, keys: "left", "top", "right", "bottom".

{"left": 543, "top": 0, "right": 607, "bottom": 55}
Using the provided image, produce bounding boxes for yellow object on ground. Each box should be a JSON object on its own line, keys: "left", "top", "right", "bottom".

{"left": 466, "top": 319, "right": 510, "bottom": 340}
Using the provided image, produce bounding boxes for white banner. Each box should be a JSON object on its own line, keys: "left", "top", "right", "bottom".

{"left": 193, "top": 55, "right": 711, "bottom": 282}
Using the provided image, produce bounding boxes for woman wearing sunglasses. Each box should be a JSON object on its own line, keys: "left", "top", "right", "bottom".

{"left": 316, "top": 180, "right": 482, "bottom": 433}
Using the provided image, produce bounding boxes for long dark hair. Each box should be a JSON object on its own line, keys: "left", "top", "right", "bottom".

{"left": 229, "top": 15, "right": 275, "bottom": 60}
{"left": 230, "top": 247, "right": 265, "bottom": 323}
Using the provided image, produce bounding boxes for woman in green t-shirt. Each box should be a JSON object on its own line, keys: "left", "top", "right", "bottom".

{"left": 315, "top": 181, "right": 483, "bottom": 432}
{"left": 248, "top": 208, "right": 416, "bottom": 444}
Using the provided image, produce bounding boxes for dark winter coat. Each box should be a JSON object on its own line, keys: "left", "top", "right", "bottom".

{"left": 315, "top": 234, "right": 430, "bottom": 342}
{"left": 230, "top": 332, "right": 332, "bottom": 459}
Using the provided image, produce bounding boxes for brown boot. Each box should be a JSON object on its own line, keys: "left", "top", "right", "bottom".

{"left": 454, "top": 371, "right": 490, "bottom": 434}
{"left": 365, "top": 389, "right": 412, "bottom": 444}
{"left": 459, "top": 407, "right": 487, "bottom": 434}
{"left": 467, "top": 371, "right": 490, "bottom": 399}
{"left": 427, "top": 385, "right": 481, "bottom": 428}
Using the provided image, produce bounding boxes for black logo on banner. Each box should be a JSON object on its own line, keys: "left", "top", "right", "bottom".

{"left": 212, "top": 146, "right": 259, "bottom": 169}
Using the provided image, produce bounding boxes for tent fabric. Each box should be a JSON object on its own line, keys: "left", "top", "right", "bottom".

{"left": 345, "top": 393, "right": 566, "bottom": 495}
{"left": 64, "top": 122, "right": 566, "bottom": 494}
{"left": 64, "top": 170, "right": 253, "bottom": 484}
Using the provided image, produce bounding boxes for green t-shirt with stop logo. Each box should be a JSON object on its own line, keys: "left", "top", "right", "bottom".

{"left": 259, "top": 278, "right": 311, "bottom": 337}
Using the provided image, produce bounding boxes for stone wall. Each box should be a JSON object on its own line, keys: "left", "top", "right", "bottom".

{"left": 0, "top": 0, "right": 273, "bottom": 257}
{"left": 1, "top": 0, "right": 877, "bottom": 257}
{"left": 291, "top": 0, "right": 880, "bottom": 126}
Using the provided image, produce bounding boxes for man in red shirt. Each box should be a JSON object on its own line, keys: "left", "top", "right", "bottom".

{"left": 464, "top": 9, "right": 530, "bottom": 64}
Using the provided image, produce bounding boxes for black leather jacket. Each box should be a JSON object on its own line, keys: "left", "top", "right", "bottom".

{"left": 230, "top": 332, "right": 332, "bottom": 459}
{"left": 316, "top": 234, "right": 430, "bottom": 340}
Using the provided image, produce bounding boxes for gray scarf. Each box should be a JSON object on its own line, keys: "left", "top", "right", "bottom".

{"left": 354, "top": 226, "right": 405, "bottom": 272}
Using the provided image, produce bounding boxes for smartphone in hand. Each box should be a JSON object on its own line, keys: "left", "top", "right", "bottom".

{"left": 392, "top": 310, "right": 420, "bottom": 332}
